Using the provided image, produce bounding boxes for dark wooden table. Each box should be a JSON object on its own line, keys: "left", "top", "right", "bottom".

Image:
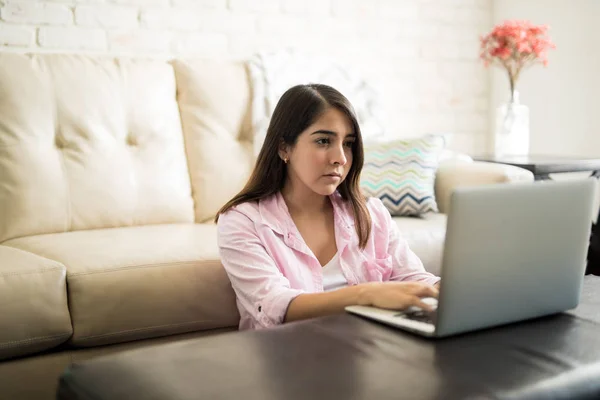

{"left": 57, "top": 277, "right": 600, "bottom": 400}
{"left": 472, "top": 155, "right": 600, "bottom": 180}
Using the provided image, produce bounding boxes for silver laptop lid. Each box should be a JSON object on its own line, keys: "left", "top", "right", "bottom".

{"left": 435, "top": 179, "right": 596, "bottom": 337}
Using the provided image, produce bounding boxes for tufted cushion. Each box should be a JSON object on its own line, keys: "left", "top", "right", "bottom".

{"left": 172, "top": 59, "right": 254, "bottom": 222}
{"left": 0, "top": 54, "right": 194, "bottom": 242}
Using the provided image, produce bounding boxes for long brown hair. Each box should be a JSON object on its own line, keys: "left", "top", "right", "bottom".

{"left": 215, "top": 83, "right": 371, "bottom": 248}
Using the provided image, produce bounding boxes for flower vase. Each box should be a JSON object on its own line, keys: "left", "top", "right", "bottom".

{"left": 494, "top": 90, "right": 530, "bottom": 157}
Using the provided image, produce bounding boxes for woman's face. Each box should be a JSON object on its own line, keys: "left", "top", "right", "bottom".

{"left": 281, "top": 107, "right": 356, "bottom": 197}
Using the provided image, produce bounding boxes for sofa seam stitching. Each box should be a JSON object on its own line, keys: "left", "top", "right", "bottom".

{"left": 68, "top": 259, "right": 217, "bottom": 277}
{"left": 76, "top": 319, "right": 223, "bottom": 341}
{"left": 0, "top": 266, "right": 65, "bottom": 277}
{"left": 0, "top": 332, "right": 71, "bottom": 348}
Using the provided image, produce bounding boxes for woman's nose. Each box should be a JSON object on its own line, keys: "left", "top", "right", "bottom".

{"left": 331, "top": 144, "right": 347, "bottom": 166}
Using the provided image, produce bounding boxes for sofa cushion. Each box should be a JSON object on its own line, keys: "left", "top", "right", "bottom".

{"left": 4, "top": 224, "right": 239, "bottom": 347}
{"left": 0, "top": 246, "right": 72, "bottom": 361}
{"left": 0, "top": 53, "right": 194, "bottom": 243}
{"left": 172, "top": 59, "right": 254, "bottom": 222}
{"left": 393, "top": 213, "right": 447, "bottom": 276}
{"left": 361, "top": 135, "right": 446, "bottom": 216}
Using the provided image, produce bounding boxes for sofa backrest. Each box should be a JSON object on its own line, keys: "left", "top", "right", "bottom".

{"left": 171, "top": 59, "right": 254, "bottom": 223}
{"left": 0, "top": 53, "right": 256, "bottom": 242}
{"left": 0, "top": 53, "right": 203, "bottom": 242}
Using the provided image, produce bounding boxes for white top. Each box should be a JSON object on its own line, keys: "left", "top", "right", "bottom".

{"left": 321, "top": 253, "right": 348, "bottom": 292}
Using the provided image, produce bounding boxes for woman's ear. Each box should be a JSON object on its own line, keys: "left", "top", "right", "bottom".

{"left": 278, "top": 142, "right": 290, "bottom": 163}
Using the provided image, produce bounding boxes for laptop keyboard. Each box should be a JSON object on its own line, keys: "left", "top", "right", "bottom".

{"left": 395, "top": 309, "right": 435, "bottom": 324}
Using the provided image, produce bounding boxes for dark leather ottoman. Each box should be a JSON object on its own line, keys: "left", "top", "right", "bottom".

{"left": 57, "top": 277, "right": 600, "bottom": 400}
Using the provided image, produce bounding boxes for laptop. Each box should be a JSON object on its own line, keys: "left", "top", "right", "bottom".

{"left": 346, "top": 178, "right": 597, "bottom": 338}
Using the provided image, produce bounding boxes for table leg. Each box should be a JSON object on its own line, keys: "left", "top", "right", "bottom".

{"left": 534, "top": 173, "right": 551, "bottom": 181}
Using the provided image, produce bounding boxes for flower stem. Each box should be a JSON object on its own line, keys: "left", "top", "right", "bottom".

{"left": 508, "top": 69, "right": 515, "bottom": 102}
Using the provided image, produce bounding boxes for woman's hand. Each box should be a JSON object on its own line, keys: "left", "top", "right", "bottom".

{"left": 358, "top": 281, "right": 439, "bottom": 312}
{"left": 286, "top": 281, "right": 439, "bottom": 323}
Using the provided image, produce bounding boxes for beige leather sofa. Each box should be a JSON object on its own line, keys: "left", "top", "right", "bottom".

{"left": 0, "top": 53, "right": 534, "bottom": 400}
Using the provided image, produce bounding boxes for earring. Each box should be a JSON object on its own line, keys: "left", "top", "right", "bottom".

{"left": 284, "top": 157, "right": 289, "bottom": 164}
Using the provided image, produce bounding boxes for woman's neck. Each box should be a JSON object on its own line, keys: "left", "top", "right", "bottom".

{"left": 281, "top": 181, "right": 331, "bottom": 217}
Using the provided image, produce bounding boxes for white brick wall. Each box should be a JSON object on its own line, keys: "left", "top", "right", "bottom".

{"left": 0, "top": 0, "right": 493, "bottom": 154}
{"left": 39, "top": 26, "right": 106, "bottom": 49}
{"left": 1, "top": 2, "right": 72, "bottom": 25}
{"left": 75, "top": 4, "right": 138, "bottom": 29}
{"left": 0, "top": 23, "right": 34, "bottom": 46}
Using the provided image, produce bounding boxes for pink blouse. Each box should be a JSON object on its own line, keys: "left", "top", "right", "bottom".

{"left": 217, "top": 191, "right": 440, "bottom": 330}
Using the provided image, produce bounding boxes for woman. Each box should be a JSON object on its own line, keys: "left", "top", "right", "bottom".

{"left": 216, "top": 84, "right": 440, "bottom": 330}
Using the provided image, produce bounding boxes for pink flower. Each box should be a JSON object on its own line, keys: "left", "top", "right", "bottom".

{"left": 480, "top": 20, "right": 556, "bottom": 94}
{"left": 492, "top": 46, "right": 512, "bottom": 60}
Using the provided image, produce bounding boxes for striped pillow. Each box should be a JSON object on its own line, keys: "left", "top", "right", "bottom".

{"left": 360, "top": 135, "right": 446, "bottom": 216}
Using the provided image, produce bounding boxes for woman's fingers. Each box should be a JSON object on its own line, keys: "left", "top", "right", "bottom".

{"left": 419, "top": 285, "right": 439, "bottom": 298}
{"left": 411, "top": 296, "right": 435, "bottom": 312}
{"left": 367, "top": 282, "right": 440, "bottom": 311}
{"left": 401, "top": 282, "right": 439, "bottom": 298}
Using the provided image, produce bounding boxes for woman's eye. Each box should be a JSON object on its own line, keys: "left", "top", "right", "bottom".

{"left": 316, "top": 138, "right": 330, "bottom": 145}
{"left": 344, "top": 141, "right": 355, "bottom": 148}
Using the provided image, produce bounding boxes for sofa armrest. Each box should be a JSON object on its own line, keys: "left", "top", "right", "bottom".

{"left": 435, "top": 161, "right": 535, "bottom": 214}
{"left": 0, "top": 245, "right": 72, "bottom": 360}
